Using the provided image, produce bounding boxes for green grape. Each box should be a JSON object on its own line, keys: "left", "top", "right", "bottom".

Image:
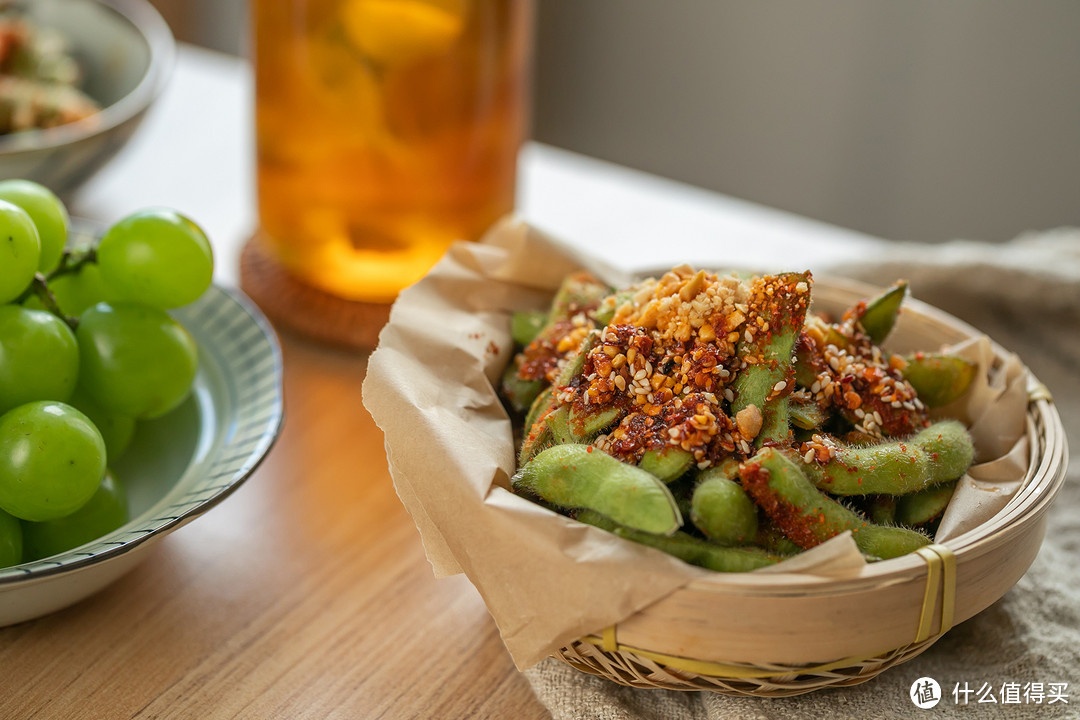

{"left": 22, "top": 470, "right": 127, "bottom": 561}
{"left": 97, "top": 209, "right": 214, "bottom": 309}
{"left": 23, "top": 263, "right": 113, "bottom": 317}
{"left": 0, "top": 180, "right": 69, "bottom": 273}
{"left": 77, "top": 303, "right": 198, "bottom": 419}
{"left": 0, "top": 401, "right": 106, "bottom": 522}
{"left": 67, "top": 385, "right": 136, "bottom": 462}
{"left": 0, "top": 199, "right": 41, "bottom": 304}
{"left": 0, "top": 508, "right": 21, "bottom": 568}
{"left": 0, "top": 305, "right": 79, "bottom": 414}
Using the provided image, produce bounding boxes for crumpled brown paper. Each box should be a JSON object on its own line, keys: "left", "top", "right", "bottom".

{"left": 362, "top": 219, "right": 1031, "bottom": 670}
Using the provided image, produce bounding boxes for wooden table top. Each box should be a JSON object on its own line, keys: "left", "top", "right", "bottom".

{"left": 0, "top": 335, "right": 551, "bottom": 719}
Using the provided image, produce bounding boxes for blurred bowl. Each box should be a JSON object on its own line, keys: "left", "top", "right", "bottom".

{"left": 0, "top": 280, "right": 284, "bottom": 626}
{"left": 0, "top": 0, "right": 174, "bottom": 195}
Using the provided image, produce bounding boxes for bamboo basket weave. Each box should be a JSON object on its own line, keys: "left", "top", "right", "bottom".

{"left": 550, "top": 278, "right": 1069, "bottom": 697}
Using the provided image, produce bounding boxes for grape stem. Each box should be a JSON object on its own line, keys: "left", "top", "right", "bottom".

{"left": 46, "top": 246, "right": 98, "bottom": 283}
{"left": 26, "top": 274, "right": 79, "bottom": 331}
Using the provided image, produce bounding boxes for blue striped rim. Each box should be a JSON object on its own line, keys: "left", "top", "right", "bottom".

{"left": 0, "top": 284, "right": 284, "bottom": 582}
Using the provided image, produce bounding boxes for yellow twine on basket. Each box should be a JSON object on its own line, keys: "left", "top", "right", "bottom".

{"left": 914, "top": 543, "right": 956, "bottom": 643}
{"left": 1028, "top": 382, "right": 1053, "bottom": 403}
{"left": 580, "top": 543, "right": 958, "bottom": 680}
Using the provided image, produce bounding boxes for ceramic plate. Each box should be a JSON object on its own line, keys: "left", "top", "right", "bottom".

{"left": 0, "top": 284, "right": 284, "bottom": 625}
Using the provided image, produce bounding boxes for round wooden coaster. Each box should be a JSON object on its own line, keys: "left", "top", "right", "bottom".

{"left": 239, "top": 235, "right": 392, "bottom": 351}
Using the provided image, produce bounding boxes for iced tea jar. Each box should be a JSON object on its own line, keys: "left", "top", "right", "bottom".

{"left": 253, "top": 0, "right": 533, "bottom": 302}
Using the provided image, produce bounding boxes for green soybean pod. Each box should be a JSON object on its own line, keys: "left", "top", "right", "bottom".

{"left": 731, "top": 272, "right": 811, "bottom": 445}
{"left": 638, "top": 447, "right": 694, "bottom": 484}
{"left": 567, "top": 405, "right": 621, "bottom": 440}
{"left": 858, "top": 281, "right": 907, "bottom": 344}
{"left": 511, "top": 310, "right": 548, "bottom": 347}
{"left": 896, "top": 480, "right": 957, "bottom": 527}
{"left": 866, "top": 495, "right": 898, "bottom": 526}
{"left": 690, "top": 461, "right": 758, "bottom": 545}
{"left": 577, "top": 510, "right": 782, "bottom": 573}
{"left": 514, "top": 444, "right": 682, "bottom": 535}
{"left": 500, "top": 363, "right": 544, "bottom": 415}
{"left": 802, "top": 420, "right": 974, "bottom": 496}
{"left": 741, "top": 447, "right": 930, "bottom": 559}
{"left": 789, "top": 399, "right": 828, "bottom": 430}
{"left": 902, "top": 354, "right": 977, "bottom": 408}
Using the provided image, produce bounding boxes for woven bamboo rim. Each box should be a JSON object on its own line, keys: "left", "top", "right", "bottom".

{"left": 551, "top": 278, "right": 1069, "bottom": 696}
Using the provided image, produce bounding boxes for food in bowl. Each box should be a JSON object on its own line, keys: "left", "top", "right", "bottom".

{"left": 501, "top": 266, "right": 977, "bottom": 568}
{"left": 0, "top": 7, "right": 99, "bottom": 133}
{"left": 0, "top": 178, "right": 215, "bottom": 566}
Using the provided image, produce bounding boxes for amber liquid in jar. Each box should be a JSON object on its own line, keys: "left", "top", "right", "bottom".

{"left": 254, "top": 0, "right": 531, "bottom": 302}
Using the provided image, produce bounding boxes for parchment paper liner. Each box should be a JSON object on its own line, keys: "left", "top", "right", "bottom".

{"left": 363, "top": 219, "right": 1031, "bottom": 670}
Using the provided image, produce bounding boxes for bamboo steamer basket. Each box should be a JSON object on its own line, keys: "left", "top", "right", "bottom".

{"left": 550, "top": 276, "right": 1068, "bottom": 697}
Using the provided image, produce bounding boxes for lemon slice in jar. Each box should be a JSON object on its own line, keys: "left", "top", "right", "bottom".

{"left": 342, "top": 0, "right": 468, "bottom": 67}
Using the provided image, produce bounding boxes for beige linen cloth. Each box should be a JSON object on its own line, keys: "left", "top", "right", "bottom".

{"left": 524, "top": 229, "right": 1080, "bottom": 720}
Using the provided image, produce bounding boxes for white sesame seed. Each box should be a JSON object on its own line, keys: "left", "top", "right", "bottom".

{"left": 891, "top": 400, "right": 902, "bottom": 408}
{"left": 634, "top": 369, "right": 647, "bottom": 381}
{"left": 855, "top": 408, "right": 866, "bottom": 419}
{"left": 873, "top": 411, "right": 883, "bottom": 425}
{"left": 810, "top": 381, "right": 821, "bottom": 394}
{"left": 773, "top": 380, "right": 787, "bottom": 394}
{"left": 803, "top": 449, "right": 815, "bottom": 464}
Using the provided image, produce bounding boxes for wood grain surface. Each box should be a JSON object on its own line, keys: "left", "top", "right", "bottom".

{"left": 0, "top": 334, "right": 550, "bottom": 720}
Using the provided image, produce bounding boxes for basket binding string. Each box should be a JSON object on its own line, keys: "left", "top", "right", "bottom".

{"left": 580, "top": 543, "right": 957, "bottom": 680}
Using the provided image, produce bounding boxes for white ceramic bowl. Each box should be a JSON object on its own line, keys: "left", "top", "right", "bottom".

{"left": 0, "top": 0, "right": 174, "bottom": 195}
{"left": 0, "top": 282, "right": 284, "bottom": 626}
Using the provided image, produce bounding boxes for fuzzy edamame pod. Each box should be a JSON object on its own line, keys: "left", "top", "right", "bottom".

{"left": 638, "top": 447, "right": 694, "bottom": 483}
{"left": 731, "top": 272, "right": 811, "bottom": 445}
{"left": 856, "top": 281, "right": 907, "bottom": 344}
{"left": 896, "top": 480, "right": 957, "bottom": 527}
{"left": 866, "top": 495, "right": 897, "bottom": 525}
{"left": 789, "top": 398, "right": 827, "bottom": 430}
{"left": 691, "top": 462, "right": 758, "bottom": 545}
{"left": 801, "top": 420, "right": 974, "bottom": 496}
{"left": 514, "top": 444, "right": 683, "bottom": 535}
{"left": 511, "top": 310, "right": 548, "bottom": 347}
{"left": 501, "top": 364, "right": 544, "bottom": 415}
{"left": 740, "top": 447, "right": 931, "bottom": 559}
{"left": 577, "top": 510, "right": 782, "bottom": 573}
{"left": 902, "top": 354, "right": 977, "bottom": 408}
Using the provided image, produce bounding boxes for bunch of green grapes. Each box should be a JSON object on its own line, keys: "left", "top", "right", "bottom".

{"left": 0, "top": 180, "right": 214, "bottom": 567}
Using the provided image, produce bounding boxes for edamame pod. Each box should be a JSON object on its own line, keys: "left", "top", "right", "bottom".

{"left": 789, "top": 398, "right": 827, "bottom": 430}
{"left": 514, "top": 444, "right": 683, "bottom": 535}
{"left": 501, "top": 363, "right": 544, "bottom": 415}
{"left": 577, "top": 510, "right": 782, "bottom": 572}
{"left": 866, "top": 495, "right": 897, "bottom": 525}
{"left": 638, "top": 447, "right": 694, "bottom": 483}
{"left": 856, "top": 281, "right": 907, "bottom": 344}
{"left": 902, "top": 354, "right": 977, "bottom": 408}
{"left": 896, "top": 480, "right": 957, "bottom": 527}
{"left": 511, "top": 310, "right": 548, "bottom": 347}
{"left": 740, "top": 447, "right": 931, "bottom": 559}
{"left": 731, "top": 272, "right": 811, "bottom": 445}
{"left": 568, "top": 405, "right": 621, "bottom": 440}
{"left": 691, "top": 463, "right": 758, "bottom": 545}
{"left": 801, "top": 420, "right": 974, "bottom": 495}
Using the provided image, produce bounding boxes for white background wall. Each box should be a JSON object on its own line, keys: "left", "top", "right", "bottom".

{"left": 533, "top": 1, "right": 1080, "bottom": 242}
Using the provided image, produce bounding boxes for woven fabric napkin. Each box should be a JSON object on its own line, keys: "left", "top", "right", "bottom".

{"left": 524, "top": 229, "right": 1080, "bottom": 720}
